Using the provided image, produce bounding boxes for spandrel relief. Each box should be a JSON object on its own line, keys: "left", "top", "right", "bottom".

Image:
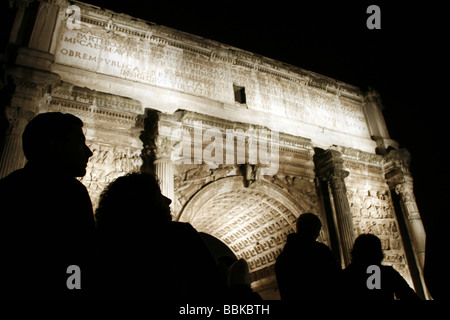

{"left": 270, "top": 174, "right": 319, "bottom": 214}
{"left": 347, "top": 187, "right": 411, "bottom": 283}
{"left": 173, "top": 163, "right": 236, "bottom": 215}
{"left": 80, "top": 142, "right": 143, "bottom": 209}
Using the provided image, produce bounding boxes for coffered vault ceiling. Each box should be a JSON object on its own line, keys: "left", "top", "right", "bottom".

{"left": 179, "top": 176, "right": 304, "bottom": 276}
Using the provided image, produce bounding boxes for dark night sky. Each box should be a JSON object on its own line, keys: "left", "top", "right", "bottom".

{"left": 3, "top": 1, "right": 449, "bottom": 227}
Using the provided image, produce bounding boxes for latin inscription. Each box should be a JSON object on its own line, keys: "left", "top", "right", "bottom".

{"left": 55, "top": 25, "right": 232, "bottom": 103}
{"left": 54, "top": 13, "right": 369, "bottom": 137}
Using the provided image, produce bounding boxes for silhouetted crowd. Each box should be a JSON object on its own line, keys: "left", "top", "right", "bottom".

{"left": 0, "top": 112, "right": 446, "bottom": 300}
{"left": 275, "top": 214, "right": 419, "bottom": 300}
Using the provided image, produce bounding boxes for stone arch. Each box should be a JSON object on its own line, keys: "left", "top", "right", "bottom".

{"left": 177, "top": 176, "right": 310, "bottom": 285}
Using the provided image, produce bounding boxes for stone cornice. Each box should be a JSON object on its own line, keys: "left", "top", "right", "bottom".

{"left": 168, "top": 110, "right": 314, "bottom": 154}
{"left": 48, "top": 97, "right": 142, "bottom": 127}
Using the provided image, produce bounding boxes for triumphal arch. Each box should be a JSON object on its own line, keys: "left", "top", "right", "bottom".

{"left": 0, "top": 0, "right": 427, "bottom": 299}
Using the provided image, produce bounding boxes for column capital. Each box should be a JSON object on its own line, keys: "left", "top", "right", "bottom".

{"left": 313, "top": 147, "right": 349, "bottom": 182}
{"left": 328, "top": 171, "right": 349, "bottom": 189}
{"left": 394, "top": 179, "right": 421, "bottom": 220}
{"left": 154, "top": 136, "right": 175, "bottom": 162}
{"left": 3, "top": 105, "right": 35, "bottom": 134}
{"left": 384, "top": 148, "right": 412, "bottom": 189}
{"left": 363, "top": 87, "right": 383, "bottom": 110}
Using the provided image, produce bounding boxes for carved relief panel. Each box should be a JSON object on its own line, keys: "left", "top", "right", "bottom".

{"left": 347, "top": 187, "right": 412, "bottom": 283}
{"left": 80, "top": 142, "right": 142, "bottom": 209}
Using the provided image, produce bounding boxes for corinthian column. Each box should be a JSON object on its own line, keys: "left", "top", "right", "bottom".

{"left": 384, "top": 148, "right": 428, "bottom": 299}
{"left": 0, "top": 106, "right": 32, "bottom": 178}
{"left": 394, "top": 180, "right": 426, "bottom": 268}
{"left": 0, "top": 70, "right": 59, "bottom": 178}
{"left": 385, "top": 149, "right": 426, "bottom": 269}
{"left": 328, "top": 169, "right": 355, "bottom": 266}
{"left": 154, "top": 136, "right": 174, "bottom": 206}
{"left": 314, "top": 148, "right": 355, "bottom": 267}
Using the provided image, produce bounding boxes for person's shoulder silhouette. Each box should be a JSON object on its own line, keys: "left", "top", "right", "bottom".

{"left": 341, "top": 234, "right": 419, "bottom": 300}
{"left": 275, "top": 213, "right": 340, "bottom": 300}
{"left": 225, "top": 258, "right": 262, "bottom": 300}
{"left": 95, "top": 171, "right": 224, "bottom": 299}
{"left": 0, "top": 112, "right": 95, "bottom": 299}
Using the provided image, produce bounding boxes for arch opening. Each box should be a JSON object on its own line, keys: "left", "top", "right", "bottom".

{"left": 178, "top": 176, "right": 309, "bottom": 295}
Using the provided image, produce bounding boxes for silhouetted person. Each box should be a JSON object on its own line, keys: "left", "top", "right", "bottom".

{"left": 227, "top": 259, "right": 262, "bottom": 300}
{"left": 275, "top": 213, "right": 341, "bottom": 299}
{"left": 217, "top": 256, "right": 262, "bottom": 300}
{"left": 424, "top": 211, "right": 450, "bottom": 300}
{"left": 340, "top": 234, "right": 419, "bottom": 300}
{"left": 0, "top": 112, "right": 96, "bottom": 299}
{"left": 94, "top": 172, "right": 225, "bottom": 299}
{"left": 218, "top": 255, "right": 239, "bottom": 290}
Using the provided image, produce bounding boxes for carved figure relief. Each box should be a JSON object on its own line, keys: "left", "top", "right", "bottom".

{"left": 271, "top": 173, "right": 319, "bottom": 214}
{"left": 80, "top": 142, "right": 142, "bottom": 208}
{"left": 347, "top": 187, "right": 411, "bottom": 282}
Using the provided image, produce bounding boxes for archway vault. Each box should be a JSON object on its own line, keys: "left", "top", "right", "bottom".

{"left": 177, "top": 176, "right": 308, "bottom": 280}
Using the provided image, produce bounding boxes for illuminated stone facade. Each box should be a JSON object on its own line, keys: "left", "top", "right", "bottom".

{"left": 0, "top": 0, "right": 427, "bottom": 299}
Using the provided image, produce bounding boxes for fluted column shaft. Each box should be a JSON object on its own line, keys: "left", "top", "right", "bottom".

{"left": 314, "top": 148, "right": 355, "bottom": 267}
{"left": 153, "top": 136, "right": 175, "bottom": 216}
{"left": 384, "top": 149, "right": 428, "bottom": 299}
{"left": 154, "top": 157, "right": 174, "bottom": 203}
{"left": 0, "top": 108, "right": 28, "bottom": 178}
{"left": 394, "top": 179, "right": 426, "bottom": 269}
{"left": 328, "top": 170, "right": 355, "bottom": 267}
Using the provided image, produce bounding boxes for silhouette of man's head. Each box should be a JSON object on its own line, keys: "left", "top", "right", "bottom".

{"left": 296, "top": 213, "right": 321, "bottom": 240}
{"left": 351, "top": 234, "right": 384, "bottom": 266}
{"left": 95, "top": 172, "right": 172, "bottom": 235}
{"left": 22, "top": 112, "right": 92, "bottom": 177}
